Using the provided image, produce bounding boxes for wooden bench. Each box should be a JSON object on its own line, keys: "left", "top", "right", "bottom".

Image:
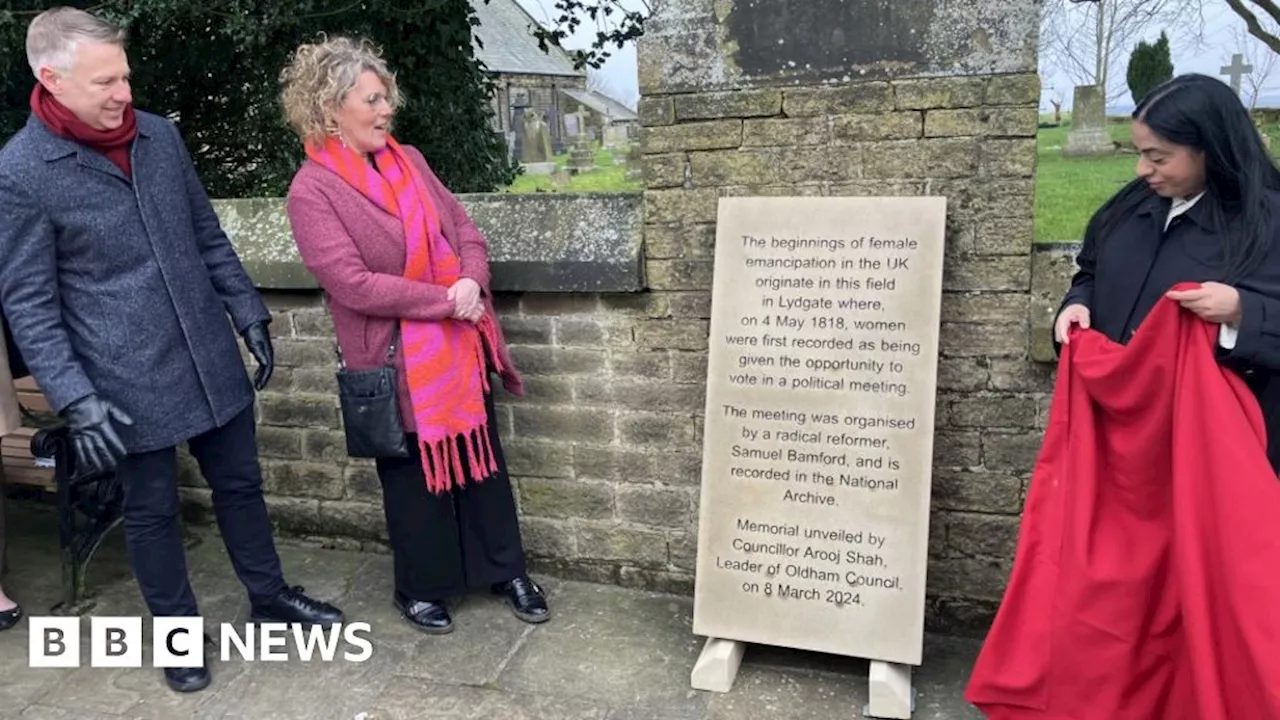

{"left": 2, "top": 377, "right": 56, "bottom": 491}
{"left": 1, "top": 377, "right": 123, "bottom": 614}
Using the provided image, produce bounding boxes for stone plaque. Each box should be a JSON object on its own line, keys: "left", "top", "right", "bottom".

{"left": 693, "top": 196, "right": 946, "bottom": 665}
{"left": 726, "top": 0, "right": 934, "bottom": 79}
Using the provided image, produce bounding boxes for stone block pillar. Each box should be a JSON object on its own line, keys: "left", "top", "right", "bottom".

{"left": 636, "top": 0, "right": 1044, "bottom": 633}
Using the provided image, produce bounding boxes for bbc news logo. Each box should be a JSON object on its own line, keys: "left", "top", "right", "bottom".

{"left": 28, "top": 617, "right": 374, "bottom": 668}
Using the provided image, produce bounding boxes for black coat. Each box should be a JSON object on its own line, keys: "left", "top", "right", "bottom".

{"left": 1061, "top": 189, "right": 1280, "bottom": 470}
{"left": 0, "top": 112, "right": 269, "bottom": 453}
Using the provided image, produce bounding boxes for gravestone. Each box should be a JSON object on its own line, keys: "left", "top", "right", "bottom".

{"left": 519, "top": 112, "right": 556, "bottom": 175}
{"left": 546, "top": 105, "right": 565, "bottom": 155}
{"left": 624, "top": 142, "right": 643, "bottom": 182}
{"left": 509, "top": 95, "right": 529, "bottom": 162}
{"left": 693, "top": 196, "right": 947, "bottom": 718}
{"left": 1222, "top": 53, "right": 1254, "bottom": 95}
{"left": 563, "top": 112, "right": 582, "bottom": 138}
{"left": 567, "top": 132, "right": 596, "bottom": 175}
{"left": 1063, "top": 85, "right": 1113, "bottom": 158}
{"left": 603, "top": 124, "right": 630, "bottom": 150}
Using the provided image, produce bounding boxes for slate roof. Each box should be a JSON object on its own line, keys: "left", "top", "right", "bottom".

{"left": 471, "top": 0, "right": 585, "bottom": 78}
{"left": 561, "top": 88, "right": 639, "bottom": 119}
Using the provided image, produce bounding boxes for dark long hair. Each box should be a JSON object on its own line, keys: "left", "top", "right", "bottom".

{"left": 1091, "top": 73, "right": 1280, "bottom": 282}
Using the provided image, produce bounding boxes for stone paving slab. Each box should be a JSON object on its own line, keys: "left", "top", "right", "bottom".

{"left": 0, "top": 500, "right": 986, "bottom": 719}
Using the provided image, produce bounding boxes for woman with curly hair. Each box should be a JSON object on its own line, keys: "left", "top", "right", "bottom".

{"left": 278, "top": 36, "right": 547, "bottom": 634}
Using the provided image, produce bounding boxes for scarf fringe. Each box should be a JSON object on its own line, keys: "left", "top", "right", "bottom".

{"left": 420, "top": 423, "right": 499, "bottom": 495}
{"left": 478, "top": 315, "right": 506, "bottom": 377}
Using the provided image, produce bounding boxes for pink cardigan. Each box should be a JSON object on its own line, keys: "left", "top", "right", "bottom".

{"left": 285, "top": 145, "right": 524, "bottom": 433}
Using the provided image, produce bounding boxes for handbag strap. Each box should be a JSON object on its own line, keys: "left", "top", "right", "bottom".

{"left": 324, "top": 292, "right": 399, "bottom": 369}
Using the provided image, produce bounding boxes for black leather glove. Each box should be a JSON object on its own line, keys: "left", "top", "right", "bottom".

{"left": 242, "top": 321, "right": 274, "bottom": 391}
{"left": 60, "top": 394, "right": 133, "bottom": 477}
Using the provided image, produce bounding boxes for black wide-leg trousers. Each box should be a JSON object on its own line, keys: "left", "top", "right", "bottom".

{"left": 375, "top": 391, "right": 527, "bottom": 601}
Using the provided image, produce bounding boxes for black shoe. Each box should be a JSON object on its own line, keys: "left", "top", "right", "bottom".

{"left": 393, "top": 594, "right": 453, "bottom": 635}
{"left": 164, "top": 666, "right": 211, "bottom": 693}
{"left": 0, "top": 603, "right": 22, "bottom": 631}
{"left": 249, "top": 585, "right": 344, "bottom": 628}
{"left": 493, "top": 577, "right": 550, "bottom": 624}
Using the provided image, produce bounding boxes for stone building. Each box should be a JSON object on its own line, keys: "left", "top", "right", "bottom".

{"left": 470, "top": 0, "right": 586, "bottom": 150}
{"left": 560, "top": 88, "right": 640, "bottom": 142}
{"left": 176, "top": 0, "right": 1044, "bottom": 640}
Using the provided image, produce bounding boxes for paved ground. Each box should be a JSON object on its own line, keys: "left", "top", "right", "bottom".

{"left": 0, "top": 500, "right": 986, "bottom": 719}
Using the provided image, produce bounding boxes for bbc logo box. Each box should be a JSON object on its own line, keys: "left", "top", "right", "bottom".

{"left": 29, "top": 616, "right": 374, "bottom": 668}
{"left": 29, "top": 616, "right": 205, "bottom": 668}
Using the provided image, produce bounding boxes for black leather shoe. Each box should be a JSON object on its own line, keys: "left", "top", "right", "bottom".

{"left": 164, "top": 666, "right": 210, "bottom": 693}
{"left": 249, "top": 585, "right": 344, "bottom": 627}
{"left": 493, "top": 577, "right": 550, "bottom": 624}
{"left": 0, "top": 604, "right": 22, "bottom": 631}
{"left": 393, "top": 594, "right": 453, "bottom": 635}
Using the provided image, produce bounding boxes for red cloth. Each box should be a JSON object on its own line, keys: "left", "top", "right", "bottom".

{"left": 29, "top": 84, "right": 136, "bottom": 177}
{"left": 966, "top": 283, "right": 1280, "bottom": 720}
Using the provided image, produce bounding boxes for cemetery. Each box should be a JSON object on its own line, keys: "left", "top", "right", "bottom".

{"left": 1035, "top": 44, "right": 1280, "bottom": 242}
{"left": 502, "top": 104, "right": 643, "bottom": 194}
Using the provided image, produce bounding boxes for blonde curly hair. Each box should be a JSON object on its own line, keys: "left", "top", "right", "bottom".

{"left": 279, "top": 35, "right": 404, "bottom": 144}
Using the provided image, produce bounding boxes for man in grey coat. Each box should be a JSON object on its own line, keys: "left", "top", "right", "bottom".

{"left": 0, "top": 8, "right": 344, "bottom": 692}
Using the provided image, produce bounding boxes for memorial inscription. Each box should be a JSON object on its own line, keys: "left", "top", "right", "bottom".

{"left": 693, "top": 196, "right": 947, "bottom": 666}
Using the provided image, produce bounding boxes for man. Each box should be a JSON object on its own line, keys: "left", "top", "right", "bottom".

{"left": 0, "top": 7, "right": 344, "bottom": 692}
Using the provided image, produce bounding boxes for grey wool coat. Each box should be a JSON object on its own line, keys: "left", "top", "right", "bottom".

{"left": 0, "top": 112, "right": 269, "bottom": 453}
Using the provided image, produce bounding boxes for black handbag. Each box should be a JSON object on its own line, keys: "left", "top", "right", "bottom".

{"left": 335, "top": 328, "right": 409, "bottom": 459}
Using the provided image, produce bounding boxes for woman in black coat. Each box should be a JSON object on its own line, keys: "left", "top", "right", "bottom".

{"left": 1056, "top": 73, "right": 1280, "bottom": 472}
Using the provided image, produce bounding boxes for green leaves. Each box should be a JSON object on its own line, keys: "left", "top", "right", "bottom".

{"left": 1, "top": 0, "right": 517, "bottom": 195}
{"left": 1126, "top": 30, "right": 1174, "bottom": 106}
{"left": 527, "top": 0, "right": 648, "bottom": 70}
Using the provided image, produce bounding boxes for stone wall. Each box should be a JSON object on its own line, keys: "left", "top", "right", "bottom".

{"left": 175, "top": 0, "right": 1054, "bottom": 637}
{"left": 630, "top": 0, "right": 1045, "bottom": 634}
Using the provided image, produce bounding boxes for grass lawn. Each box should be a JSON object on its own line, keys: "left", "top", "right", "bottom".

{"left": 501, "top": 144, "right": 643, "bottom": 194}
{"left": 1035, "top": 119, "right": 1280, "bottom": 242}
{"left": 502, "top": 127, "right": 1280, "bottom": 244}
{"left": 1034, "top": 122, "right": 1136, "bottom": 242}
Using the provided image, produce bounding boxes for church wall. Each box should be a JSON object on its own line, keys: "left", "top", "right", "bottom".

{"left": 489, "top": 71, "right": 587, "bottom": 138}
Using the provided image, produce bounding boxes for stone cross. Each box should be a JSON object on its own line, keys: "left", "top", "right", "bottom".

{"left": 1221, "top": 53, "right": 1254, "bottom": 94}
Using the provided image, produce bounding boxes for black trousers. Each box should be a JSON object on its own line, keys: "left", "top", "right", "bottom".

{"left": 375, "top": 391, "right": 527, "bottom": 600}
{"left": 118, "top": 405, "right": 285, "bottom": 617}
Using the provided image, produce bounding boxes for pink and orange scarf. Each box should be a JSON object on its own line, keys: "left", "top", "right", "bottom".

{"left": 306, "top": 134, "right": 505, "bottom": 494}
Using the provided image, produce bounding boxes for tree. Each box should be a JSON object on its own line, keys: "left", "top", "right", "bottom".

{"left": 1, "top": 0, "right": 519, "bottom": 197}
{"left": 1040, "top": 0, "right": 1200, "bottom": 104}
{"left": 587, "top": 67, "right": 638, "bottom": 110}
{"left": 1222, "top": 0, "right": 1280, "bottom": 55}
{"left": 1127, "top": 31, "right": 1174, "bottom": 104}
{"left": 520, "top": 0, "right": 649, "bottom": 69}
{"left": 1232, "top": 21, "right": 1280, "bottom": 109}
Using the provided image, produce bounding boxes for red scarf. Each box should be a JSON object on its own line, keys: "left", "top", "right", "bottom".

{"left": 305, "top": 134, "right": 505, "bottom": 494}
{"left": 966, "top": 283, "right": 1280, "bottom": 719}
{"left": 30, "top": 84, "right": 137, "bottom": 178}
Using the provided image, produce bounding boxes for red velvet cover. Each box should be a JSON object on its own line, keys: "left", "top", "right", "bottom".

{"left": 965, "top": 285, "right": 1280, "bottom": 719}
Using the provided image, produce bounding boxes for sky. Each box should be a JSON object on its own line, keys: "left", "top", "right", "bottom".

{"left": 512, "top": 0, "right": 647, "bottom": 108}
{"left": 1041, "top": 2, "right": 1280, "bottom": 112}
{"left": 509, "top": 1, "right": 1279, "bottom": 113}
